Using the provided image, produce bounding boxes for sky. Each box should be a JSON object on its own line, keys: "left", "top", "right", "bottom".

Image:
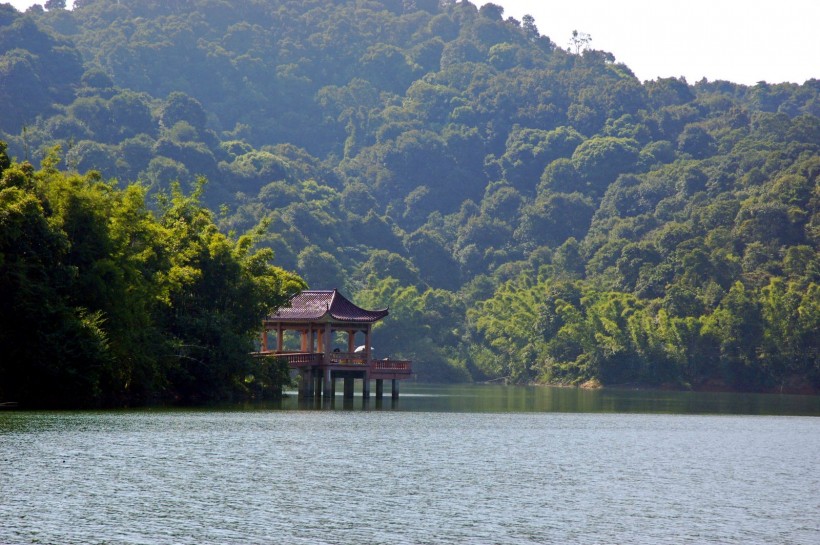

{"left": 6, "top": 0, "right": 819, "bottom": 85}
{"left": 494, "top": 0, "right": 819, "bottom": 85}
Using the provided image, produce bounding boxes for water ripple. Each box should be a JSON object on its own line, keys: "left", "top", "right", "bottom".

{"left": 1, "top": 410, "right": 818, "bottom": 544}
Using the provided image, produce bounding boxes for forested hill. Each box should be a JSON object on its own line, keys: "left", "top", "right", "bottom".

{"left": 2, "top": 0, "right": 819, "bottom": 394}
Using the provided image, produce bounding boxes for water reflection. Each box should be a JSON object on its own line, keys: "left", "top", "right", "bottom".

{"left": 241, "top": 383, "right": 820, "bottom": 416}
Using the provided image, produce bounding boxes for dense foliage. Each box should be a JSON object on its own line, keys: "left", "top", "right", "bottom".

{"left": 0, "top": 145, "right": 304, "bottom": 407}
{"left": 2, "top": 0, "right": 818, "bottom": 392}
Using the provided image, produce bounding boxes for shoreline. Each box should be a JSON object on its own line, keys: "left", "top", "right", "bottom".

{"left": 565, "top": 378, "right": 819, "bottom": 396}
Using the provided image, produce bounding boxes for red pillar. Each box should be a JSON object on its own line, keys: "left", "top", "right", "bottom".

{"left": 323, "top": 322, "right": 331, "bottom": 365}
{"left": 347, "top": 330, "right": 356, "bottom": 353}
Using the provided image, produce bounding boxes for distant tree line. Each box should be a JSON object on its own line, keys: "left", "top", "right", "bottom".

{"left": 1, "top": 0, "right": 818, "bottom": 393}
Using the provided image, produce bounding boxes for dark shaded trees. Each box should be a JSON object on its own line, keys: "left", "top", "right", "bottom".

{"left": 0, "top": 152, "right": 304, "bottom": 407}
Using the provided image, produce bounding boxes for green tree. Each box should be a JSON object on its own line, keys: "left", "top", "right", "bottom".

{"left": 568, "top": 30, "right": 591, "bottom": 54}
{"left": 571, "top": 136, "right": 640, "bottom": 196}
{"left": 155, "top": 180, "right": 304, "bottom": 402}
{"left": 297, "top": 245, "right": 348, "bottom": 292}
{"left": 702, "top": 282, "right": 765, "bottom": 388}
{"left": 159, "top": 92, "right": 208, "bottom": 132}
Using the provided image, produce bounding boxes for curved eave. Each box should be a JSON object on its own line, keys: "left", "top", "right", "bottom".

{"left": 328, "top": 308, "right": 389, "bottom": 323}
{"left": 267, "top": 309, "right": 388, "bottom": 324}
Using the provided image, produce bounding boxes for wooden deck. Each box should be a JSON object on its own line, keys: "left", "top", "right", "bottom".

{"left": 252, "top": 350, "right": 412, "bottom": 398}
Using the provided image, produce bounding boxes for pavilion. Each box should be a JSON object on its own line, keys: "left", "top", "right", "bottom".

{"left": 257, "top": 289, "right": 412, "bottom": 399}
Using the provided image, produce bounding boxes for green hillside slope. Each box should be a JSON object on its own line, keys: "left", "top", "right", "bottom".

{"left": 1, "top": 0, "right": 818, "bottom": 394}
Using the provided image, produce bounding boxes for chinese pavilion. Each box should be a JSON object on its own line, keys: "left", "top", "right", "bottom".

{"left": 258, "top": 289, "right": 412, "bottom": 399}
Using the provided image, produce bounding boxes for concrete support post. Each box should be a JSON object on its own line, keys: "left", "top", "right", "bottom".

{"left": 392, "top": 378, "right": 399, "bottom": 399}
{"left": 343, "top": 377, "right": 355, "bottom": 398}
{"left": 376, "top": 379, "right": 384, "bottom": 399}
{"left": 308, "top": 369, "right": 318, "bottom": 398}
{"left": 299, "top": 370, "right": 309, "bottom": 397}
{"left": 362, "top": 373, "right": 370, "bottom": 398}
{"left": 323, "top": 367, "right": 332, "bottom": 398}
{"left": 315, "top": 371, "right": 323, "bottom": 398}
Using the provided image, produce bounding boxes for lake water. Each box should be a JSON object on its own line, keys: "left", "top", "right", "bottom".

{"left": 1, "top": 384, "right": 818, "bottom": 544}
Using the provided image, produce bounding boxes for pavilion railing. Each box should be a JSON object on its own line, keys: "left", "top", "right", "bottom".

{"left": 328, "top": 352, "right": 368, "bottom": 365}
{"left": 372, "top": 360, "right": 412, "bottom": 373}
{"left": 279, "top": 352, "right": 323, "bottom": 366}
{"left": 254, "top": 351, "right": 411, "bottom": 373}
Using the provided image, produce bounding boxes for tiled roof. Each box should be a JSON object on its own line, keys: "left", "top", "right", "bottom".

{"left": 270, "top": 289, "right": 388, "bottom": 323}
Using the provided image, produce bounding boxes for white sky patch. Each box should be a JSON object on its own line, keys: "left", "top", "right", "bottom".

{"left": 493, "top": 0, "right": 820, "bottom": 84}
